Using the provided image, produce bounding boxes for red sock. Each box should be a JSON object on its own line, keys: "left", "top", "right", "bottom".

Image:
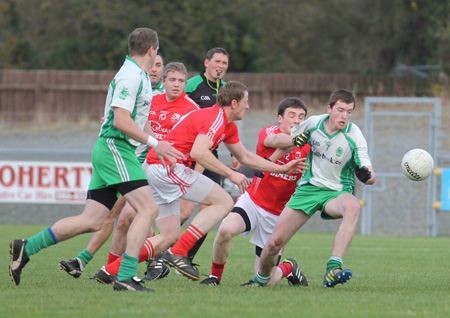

{"left": 105, "top": 239, "right": 155, "bottom": 275}
{"left": 171, "top": 225, "right": 204, "bottom": 256}
{"left": 211, "top": 261, "right": 226, "bottom": 281}
{"left": 278, "top": 261, "right": 293, "bottom": 278}
{"left": 105, "top": 257, "right": 122, "bottom": 275}
{"left": 106, "top": 252, "right": 120, "bottom": 265}
{"left": 139, "top": 239, "right": 155, "bottom": 262}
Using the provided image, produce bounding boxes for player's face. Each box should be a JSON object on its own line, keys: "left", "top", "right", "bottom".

{"left": 163, "top": 71, "right": 187, "bottom": 101}
{"left": 279, "top": 107, "right": 306, "bottom": 134}
{"left": 327, "top": 100, "right": 354, "bottom": 131}
{"left": 204, "top": 53, "right": 229, "bottom": 81}
{"left": 149, "top": 55, "right": 164, "bottom": 88}
{"left": 233, "top": 91, "right": 249, "bottom": 121}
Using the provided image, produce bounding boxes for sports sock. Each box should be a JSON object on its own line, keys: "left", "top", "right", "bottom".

{"left": 106, "top": 239, "right": 155, "bottom": 275}
{"left": 117, "top": 254, "right": 138, "bottom": 281}
{"left": 107, "top": 252, "right": 121, "bottom": 265}
{"left": 77, "top": 249, "right": 94, "bottom": 266}
{"left": 254, "top": 271, "right": 271, "bottom": 286}
{"left": 278, "top": 260, "right": 293, "bottom": 278}
{"left": 211, "top": 261, "right": 226, "bottom": 281}
{"left": 326, "top": 255, "right": 343, "bottom": 272}
{"left": 25, "top": 227, "right": 58, "bottom": 256}
{"left": 171, "top": 225, "right": 204, "bottom": 257}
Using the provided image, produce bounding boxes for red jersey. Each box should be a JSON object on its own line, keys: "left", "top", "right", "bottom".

{"left": 149, "top": 91, "right": 200, "bottom": 140}
{"left": 245, "top": 125, "right": 311, "bottom": 216}
{"left": 146, "top": 105, "right": 240, "bottom": 166}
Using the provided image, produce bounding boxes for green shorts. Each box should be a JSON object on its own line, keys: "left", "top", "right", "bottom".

{"left": 286, "top": 183, "right": 351, "bottom": 220}
{"left": 89, "top": 137, "right": 147, "bottom": 190}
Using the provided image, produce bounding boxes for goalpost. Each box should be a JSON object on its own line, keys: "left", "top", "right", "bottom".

{"left": 361, "top": 97, "right": 441, "bottom": 236}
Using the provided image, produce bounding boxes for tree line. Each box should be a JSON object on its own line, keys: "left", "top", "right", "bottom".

{"left": 0, "top": 0, "right": 448, "bottom": 75}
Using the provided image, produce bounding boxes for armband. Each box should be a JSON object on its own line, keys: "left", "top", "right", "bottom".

{"left": 146, "top": 135, "right": 159, "bottom": 148}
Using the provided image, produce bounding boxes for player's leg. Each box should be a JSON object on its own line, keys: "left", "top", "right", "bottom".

{"left": 322, "top": 193, "right": 360, "bottom": 287}
{"left": 107, "top": 201, "right": 135, "bottom": 264}
{"left": 186, "top": 168, "right": 222, "bottom": 261}
{"left": 199, "top": 210, "right": 247, "bottom": 286}
{"left": 162, "top": 177, "right": 233, "bottom": 281}
{"left": 59, "top": 195, "right": 126, "bottom": 278}
{"left": 10, "top": 192, "right": 114, "bottom": 286}
{"left": 180, "top": 199, "right": 196, "bottom": 225}
{"left": 254, "top": 207, "right": 308, "bottom": 286}
{"left": 144, "top": 204, "right": 181, "bottom": 280}
{"left": 113, "top": 183, "right": 157, "bottom": 292}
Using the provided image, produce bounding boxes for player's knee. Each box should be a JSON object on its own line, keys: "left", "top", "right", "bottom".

{"left": 344, "top": 199, "right": 361, "bottom": 220}
{"left": 267, "top": 236, "right": 284, "bottom": 252}
{"left": 217, "top": 223, "right": 236, "bottom": 241}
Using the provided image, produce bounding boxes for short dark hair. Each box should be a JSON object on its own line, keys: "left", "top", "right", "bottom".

{"left": 277, "top": 97, "right": 308, "bottom": 117}
{"left": 206, "top": 47, "right": 230, "bottom": 60}
{"left": 328, "top": 89, "right": 356, "bottom": 109}
{"left": 157, "top": 52, "right": 164, "bottom": 64}
{"left": 128, "top": 28, "right": 159, "bottom": 56}
{"left": 162, "top": 62, "right": 187, "bottom": 80}
{"left": 217, "top": 81, "right": 248, "bottom": 107}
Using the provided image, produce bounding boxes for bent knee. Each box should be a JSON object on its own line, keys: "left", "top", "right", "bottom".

{"left": 217, "top": 224, "right": 238, "bottom": 241}
{"left": 345, "top": 199, "right": 361, "bottom": 219}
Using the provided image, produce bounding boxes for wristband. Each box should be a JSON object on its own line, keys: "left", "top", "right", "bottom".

{"left": 146, "top": 135, "right": 159, "bottom": 148}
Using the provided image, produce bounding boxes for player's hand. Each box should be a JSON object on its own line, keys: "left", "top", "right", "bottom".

{"left": 292, "top": 131, "right": 310, "bottom": 148}
{"left": 154, "top": 141, "right": 183, "bottom": 165}
{"left": 355, "top": 165, "right": 371, "bottom": 183}
{"left": 280, "top": 158, "right": 308, "bottom": 175}
{"left": 229, "top": 171, "right": 250, "bottom": 194}
{"left": 230, "top": 156, "right": 241, "bottom": 171}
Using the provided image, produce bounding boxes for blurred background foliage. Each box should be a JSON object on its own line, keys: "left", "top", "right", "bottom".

{"left": 0, "top": 0, "right": 448, "bottom": 74}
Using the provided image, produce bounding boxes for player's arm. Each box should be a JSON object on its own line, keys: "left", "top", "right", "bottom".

{"left": 264, "top": 133, "right": 296, "bottom": 150}
{"left": 225, "top": 142, "right": 308, "bottom": 175}
{"left": 190, "top": 134, "right": 250, "bottom": 193}
{"left": 113, "top": 107, "right": 183, "bottom": 162}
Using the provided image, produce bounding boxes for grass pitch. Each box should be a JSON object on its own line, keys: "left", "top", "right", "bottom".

{"left": 1, "top": 224, "right": 449, "bottom": 318}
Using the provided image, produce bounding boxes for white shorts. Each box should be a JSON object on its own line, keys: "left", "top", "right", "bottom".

{"left": 234, "top": 192, "right": 282, "bottom": 255}
{"left": 144, "top": 162, "right": 215, "bottom": 220}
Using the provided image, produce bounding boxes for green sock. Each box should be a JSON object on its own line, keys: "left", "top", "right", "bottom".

{"left": 255, "top": 271, "right": 271, "bottom": 286}
{"left": 25, "top": 227, "right": 57, "bottom": 257}
{"left": 117, "top": 254, "right": 138, "bottom": 281}
{"left": 326, "top": 255, "right": 343, "bottom": 273}
{"left": 77, "top": 249, "right": 94, "bottom": 266}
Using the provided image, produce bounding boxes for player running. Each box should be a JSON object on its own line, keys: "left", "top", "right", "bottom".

{"left": 246, "top": 89, "right": 375, "bottom": 288}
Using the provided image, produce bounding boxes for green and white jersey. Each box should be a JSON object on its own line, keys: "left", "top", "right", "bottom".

{"left": 99, "top": 56, "right": 153, "bottom": 148}
{"left": 134, "top": 81, "right": 166, "bottom": 162}
{"left": 291, "top": 114, "right": 372, "bottom": 192}
{"left": 153, "top": 80, "right": 165, "bottom": 94}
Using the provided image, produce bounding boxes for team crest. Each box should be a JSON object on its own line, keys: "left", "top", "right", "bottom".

{"left": 336, "top": 147, "right": 343, "bottom": 157}
{"left": 171, "top": 113, "right": 181, "bottom": 123}
{"left": 119, "top": 87, "right": 129, "bottom": 100}
{"left": 184, "top": 168, "right": 193, "bottom": 175}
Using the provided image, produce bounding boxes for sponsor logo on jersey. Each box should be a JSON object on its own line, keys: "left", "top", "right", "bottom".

{"left": 313, "top": 151, "right": 342, "bottom": 165}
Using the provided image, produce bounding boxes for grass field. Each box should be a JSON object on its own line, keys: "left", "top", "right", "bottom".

{"left": 1, "top": 224, "right": 449, "bottom": 318}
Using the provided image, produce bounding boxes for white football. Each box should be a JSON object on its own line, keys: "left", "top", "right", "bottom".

{"left": 401, "top": 149, "right": 434, "bottom": 181}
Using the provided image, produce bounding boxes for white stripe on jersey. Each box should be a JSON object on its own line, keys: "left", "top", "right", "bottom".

{"left": 207, "top": 108, "right": 224, "bottom": 139}
{"left": 107, "top": 138, "right": 130, "bottom": 182}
